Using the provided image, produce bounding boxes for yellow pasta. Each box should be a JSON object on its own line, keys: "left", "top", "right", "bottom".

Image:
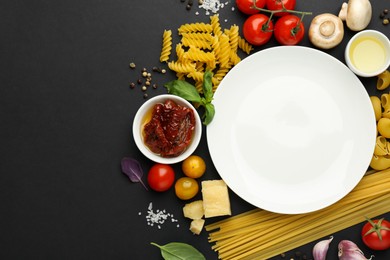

{"left": 214, "top": 66, "right": 231, "bottom": 81}
{"left": 159, "top": 30, "right": 172, "bottom": 63}
{"left": 167, "top": 60, "right": 196, "bottom": 74}
{"left": 206, "top": 169, "right": 390, "bottom": 260}
{"left": 181, "top": 32, "right": 214, "bottom": 42}
{"left": 162, "top": 14, "right": 254, "bottom": 93}
{"left": 229, "top": 51, "right": 241, "bottom": 66}
{"left": 175, "top": 43, "right": 186, "bottom": 62}
{"left": 181, "top": 37, "right": 212, "bottom": 50}
{"left": 210, "top": 14, "right": 223, "bottom": 38}
{"left": 238, "top": 36, "right": 254, "bottom": 55}
{"left": 178, "top": 22, "right": 213, "bottom": 34}
{"left": 184, "top": 45, "right": 215, "bottom": 63}
{"left": 226, "top": 25, "right": 239, "bottom": 52}
{"left": 218, "top": 34, "right": 231, "bottom": 68}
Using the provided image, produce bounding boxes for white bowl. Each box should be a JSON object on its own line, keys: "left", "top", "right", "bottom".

{"left": 345, "top": 30, "right": 390, "bottom": 77}
{"left": 132, "top": 94, "right": 202, "bottom": 164}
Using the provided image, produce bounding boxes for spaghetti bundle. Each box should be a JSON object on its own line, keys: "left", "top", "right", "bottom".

{"left": 206, "top": 169, "right": 390, "bottom": 260}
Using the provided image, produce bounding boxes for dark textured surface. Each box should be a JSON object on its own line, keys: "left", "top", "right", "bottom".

{"left": 1, "top": 0, "right": 389, "bottom": 259}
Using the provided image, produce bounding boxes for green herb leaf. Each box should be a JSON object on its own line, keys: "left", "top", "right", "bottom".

{"left": 203, "top": 102, "right": 215, "bottom": 126}
{"left": 151, "top": 242, "right": 206, "bottom": 260}
{"left": 165, "top": 80, "right": 202, "bottom": 103}
{"left": 202, "top": 70, "right": 214, "bottom": 103}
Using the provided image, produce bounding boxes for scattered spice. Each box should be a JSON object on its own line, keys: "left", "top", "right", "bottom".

{"left": 139, "top": 202, "right": 180, "bottom": 229}
{"left": 380, "top": 8, "right": 390, "bottom": 25}
{"left": 129, "top": 63, "right": 166, "bottom": 98}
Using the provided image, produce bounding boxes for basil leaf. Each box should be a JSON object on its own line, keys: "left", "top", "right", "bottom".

{"left": 203, "top": 102, "right": 215, "bottom": 126}
{"left": 202, "top": 70, "right": 213, "bottom": 103}
{"left": 120, "top": 157, "right": 148, "bottom": 191}
{"left": 165, "top": 80, "right": 202, "bottom": 103}
{"left": 151, "top": 242, "right": 206, "bottom": 260}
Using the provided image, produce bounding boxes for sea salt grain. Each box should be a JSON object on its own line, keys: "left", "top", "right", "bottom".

{"left": 140, "top": 202, "right": 179, "bottom": 229}
{"left": 198, "top": 0, "right": 229, "bottom": 15}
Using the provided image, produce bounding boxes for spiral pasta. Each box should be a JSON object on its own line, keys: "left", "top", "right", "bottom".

{"left": 178, "top": 22, "right": 213, "bottom": 34}
{"left": 182, "top": 37, "right": 212, "bottom": 50}
{"left": 160, "top": 30, "right": 172, "bottom": 63}
{"left": 167, "top": 60, "right": 196, "bottom": 74}
{"left": 210, "top": 15, "right": 223, "bottom": 38}
{"left": 161, "top": 14, "right": 254, "bottom": 93}
{"left": 238, "top": 36, "right": 254, "bottom": 55}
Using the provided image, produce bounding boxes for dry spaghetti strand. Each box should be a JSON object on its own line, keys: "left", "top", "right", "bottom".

{"left": 206, "top": 168, "right": 390, "bottom": 259}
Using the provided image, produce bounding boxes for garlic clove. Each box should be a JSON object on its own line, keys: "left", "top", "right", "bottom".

{"left": 312, "top": 236, "right": 333, "bottom": 260}
{"left": 338, "top": 240, "right": 373, "bottom": 260}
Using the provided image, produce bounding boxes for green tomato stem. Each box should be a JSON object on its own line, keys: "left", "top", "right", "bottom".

{"left": 252, "top": 1, "right": 312, "bottom": 17}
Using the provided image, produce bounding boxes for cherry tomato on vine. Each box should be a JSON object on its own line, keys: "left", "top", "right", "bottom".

{"left": 236, "top": 0, "right": 266, "bottom": 15}
{"left": 147, "top": 164, "right": 175, "bottom": 192}
{"left": 174, "top": 177, "right": 199, "bottom": 200}
{"left": 274, "top": 14, "right": 304, "bottom": 45}
{"left": 266, "top": 0, "right": 296, "bottom": 16}
{"left": 361, "top": 218, "right": 390, "bottom": 250}
{"left": 243, "top": 13, "right": 274, "bottom": 46}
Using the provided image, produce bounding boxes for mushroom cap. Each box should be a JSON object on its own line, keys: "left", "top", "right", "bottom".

{"left": 309, "top": 13, "right": 344, "bottom": 49}
{"left": 346, "top": 0, "right": 372, "bottom": 31}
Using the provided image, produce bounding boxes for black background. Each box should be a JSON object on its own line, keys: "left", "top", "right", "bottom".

{"left": 1, "top": 0, "right": 389, "bottom": 259}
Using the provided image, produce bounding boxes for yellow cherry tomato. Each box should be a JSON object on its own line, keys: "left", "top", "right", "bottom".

{"left": 174, "top": 177, "right": 199, "bottom": 200}
{"left": 182, "top": 155, "right": 206, "bottom": 179}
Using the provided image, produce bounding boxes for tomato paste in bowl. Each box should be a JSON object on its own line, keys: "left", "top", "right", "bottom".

{"left": 133, "top": 94, "right": 202, "bottom": 164}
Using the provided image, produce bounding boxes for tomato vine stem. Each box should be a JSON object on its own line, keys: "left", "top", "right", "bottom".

{"left": 251, "top": 0, "right": 312, "bottom": 17}
{"left": 252, "top": 0, "right": 312, "bottom": 31}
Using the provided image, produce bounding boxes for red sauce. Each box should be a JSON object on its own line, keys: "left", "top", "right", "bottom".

{"left": 143, "top": 99, "right": 196, "bottom": 158}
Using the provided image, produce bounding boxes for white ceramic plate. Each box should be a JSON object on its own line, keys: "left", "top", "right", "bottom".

{"left": 207, "top": 46, "right": 376, "bottom": 214}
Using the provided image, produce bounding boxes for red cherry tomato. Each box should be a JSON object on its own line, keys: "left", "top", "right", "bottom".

{"left": 236, "top": 0, "right": 266, "bottom": 15}
{"left": 243, "top": 14, "right": 274, "bottom": 46}
{"left": 147, "top": 164, "right": 175, "bottom": 192}
{"left": 361, "top": 218, "right": 390, "bottom": 250}
{"left": 274, "top": 14, "right": 304, "bottom": 45}
{"left": 266, "top": 0, "right": 296, "bottom": 16}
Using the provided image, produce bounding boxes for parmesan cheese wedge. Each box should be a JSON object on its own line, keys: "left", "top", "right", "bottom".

{"left": 183, "top": 200, "right": 204, "bottom": 220}
{"left": 190, "top": 219, "right": 205, "bottom": 235}
{"left": 201, "top": 180, "right": 231, "bottom": 218}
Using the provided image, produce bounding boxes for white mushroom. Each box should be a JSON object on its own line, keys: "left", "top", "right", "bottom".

{"left": 309, "top": 13, "right": 344, "bottom": 49}
{"left": 338, "top": 0, "right": 372, "bottom": 31}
